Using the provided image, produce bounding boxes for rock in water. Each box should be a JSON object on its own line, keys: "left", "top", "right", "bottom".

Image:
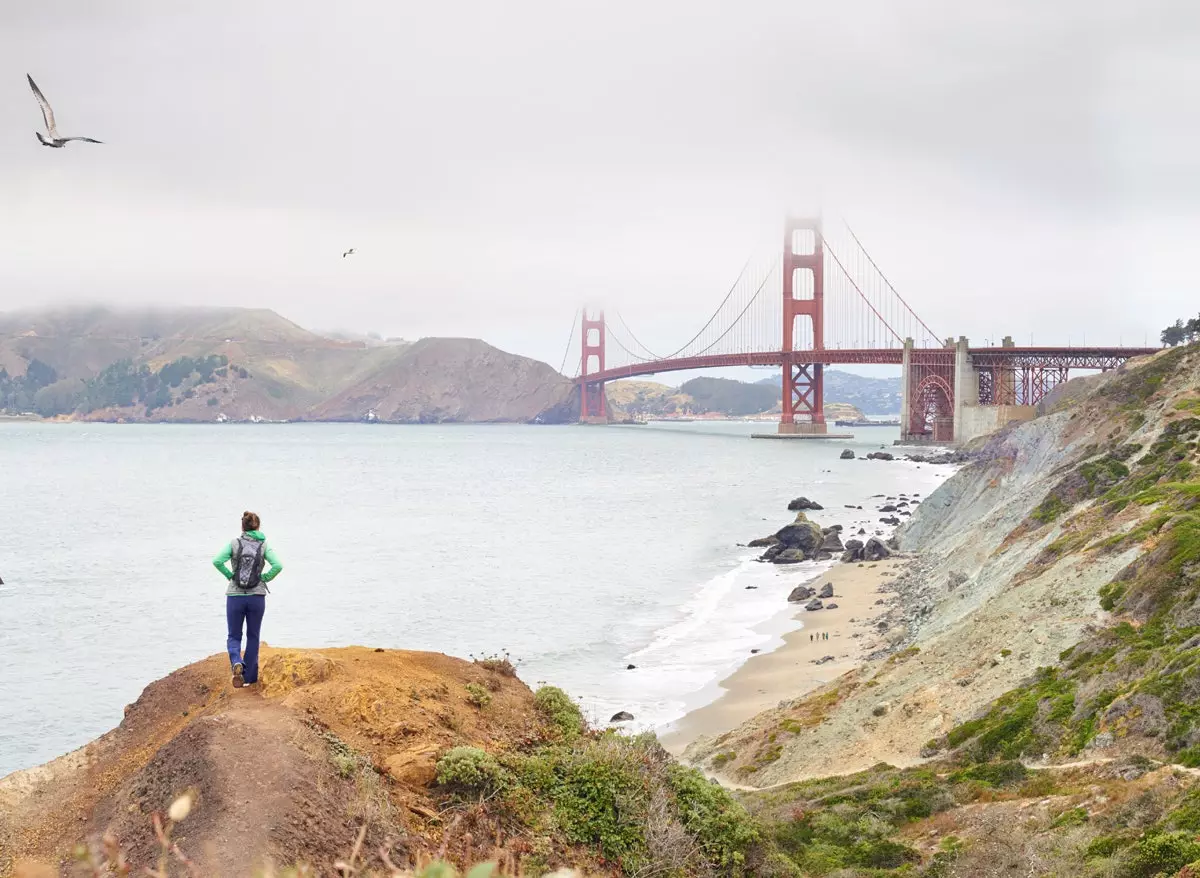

{"left": 788, "top": 585, "right": 816, "bottom": 602}
{"left": 787, "top": 496, "right": 824, "bottom": 511}
{"left": 880, "top": 516, "right": 901, "bottom": 526}
{"left": 774, "top": 547, "right": 805, "bottom": 564}
{"left": 805, "top": 598, "right": 825, "bottom": 611}
{"left": 759, "top": 543, "right": 784, "bottom": 562}
{"left": 818, "top": 582, "right": 834, "bottom": 599}
{"left": 863, "top": 537, "right": 891, "bottom": 561}
{"left": 610, "top": 711, "right": 635, "bottom": 722}
{"left": 879, "top": 504, "right": 898, "bottom": 512}
{"left": 866, "top": 451, "right": 895, "bottom": 461}
{"left": 775, "top": 518, "right": 824, "bottom": 555}
{"left": 626, "top": 664, "right": 637, "bottom": 670}
{"left": 844, "top": 539, "right": 864, "bottom": 551}
{"left": 748, "top": 535, "right": 780, "bottom": 548}
{"left": 840, "top": 449, "right": 855, "bottom": 459}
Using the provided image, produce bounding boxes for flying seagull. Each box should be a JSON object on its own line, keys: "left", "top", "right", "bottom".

{"left": 27, "top": 74, "right": 103, "bottom": 148}
{"left": 342, "top": 248, "right": 356, "bottom": 258}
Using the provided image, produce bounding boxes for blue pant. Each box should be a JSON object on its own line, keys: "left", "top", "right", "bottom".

{"left": 226, "top": 595, "right": 266, "bottom": 684}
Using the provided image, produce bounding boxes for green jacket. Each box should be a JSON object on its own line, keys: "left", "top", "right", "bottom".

{"left": 213, "top": 530, "right": 283, "bottom": 597}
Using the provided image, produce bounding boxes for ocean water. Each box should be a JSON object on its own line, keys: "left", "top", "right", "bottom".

{"left": 0, "top": 420, "right": 952, "bottom": 777}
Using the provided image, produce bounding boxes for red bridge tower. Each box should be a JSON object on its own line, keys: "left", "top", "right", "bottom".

{"left": 579, "top": 310, "right": 607, "bottom": 423}
{"left": 779, "top": 217, "right": 827, "bottom": 434}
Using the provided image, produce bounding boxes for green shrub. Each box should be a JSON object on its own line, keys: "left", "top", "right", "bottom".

{"left": 464, "top": 682, "right": 491, "bottom": 708}
{"left": 533, "top": 686, "right": 584, "bottom": 740}
{"left": 666, "top": 763, "right": 760, "bottom": 870}
{"left": 1085, "top": 833, "right": 1131, "bottom": 858}
{"left": 1049, "top": 806, "right": 1088, "bottom": 828}
{"left": 1123, "top": 831, "right": 1200, "bottom": 878}
{"left": 949, "top": 760, "right": 1028, "bottom": 787}
{"left": 435, "top": 746, "right": 509, "bottom": 795}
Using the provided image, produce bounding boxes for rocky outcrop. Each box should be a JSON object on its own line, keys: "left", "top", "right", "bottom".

{"left": 787, "top": 497, "right": 824, "bottom": 511}
{"left": 756, "top": 512, "right": 826, "bottom": 563}
{"left": 866, "top": 451, "right": 895, "bottom": 461}
{"left": 840, "top": 449, "right": 855, "bottom": 459}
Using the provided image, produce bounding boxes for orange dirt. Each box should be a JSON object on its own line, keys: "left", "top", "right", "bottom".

{"left": 1, "top": 647, "right": 542, "bottom": 877}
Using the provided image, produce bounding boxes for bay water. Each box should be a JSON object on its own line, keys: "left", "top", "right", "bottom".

{"left": 0, "top": 420, "right": 951, "bottom": 777}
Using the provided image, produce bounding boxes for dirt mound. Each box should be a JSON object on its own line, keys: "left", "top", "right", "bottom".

{"left": 1, "top": 647, "right": 539, "bottom": 877}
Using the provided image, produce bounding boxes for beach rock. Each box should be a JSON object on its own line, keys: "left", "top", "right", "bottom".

{"left": 879, "top": 516, "right": 901, "bottom": 526}
{"left": 857, "top": 528, "right": 867, "bottom": 535}
{"left": 819, "top": 582, "right": 834, "bottom": 599}
{"left": 878, "top": 504, "right": 898, "bottom": 513}
{"left": 814, "top": 655, "right": 835, "bottom": 665}
{"left": 825, "top": 602, "right": 839, "bottom": 609}
{"left": 775, "top": 518, "right": 823, "bottom": 555}
{"left": 815, "top": 551, "right": 833, "bottom": 561}
{"left": 804, "top": 598, "right": 824, "bottom": 611}
{"left": 845, "top": 539, "right": 864, "bottom": 551}
{"left": 748, "top": 535, "right": 779, "bottom": 548}
{"left": 774, "top": 547, "right": 805, "bottom": 564}
{"left": 610, "top": 711, "right": 635, "bottom": 722}
{"left": 867, "top": 451, "right": 895, "bottom": 461}
{"left": 626, "top": 664, "right": 637, "bottom": 670}
{"left": 787, "top": 496, "right": 824, "bottom": 511}
{"left": 788, "top": 585, "right": 815, "bottom": 602}
{"left": 829, "top": 524, "right": 844, "bottom": 532}
{"left": 863, "top": 537, "right": 891, "bottom": 561}
{"left": 840, "top": 449, "right": 855, "bottom": 459}
{"left": 759, "top": 543, "right": 784, "bottom": 562}
{"left": 839, "top": 549, "right": 860, "bottom": 563}
{"left": 750, "top": 648, "right": 760, "bottom": 654}
{"left": 820, "top": 531, "right": 844, "bottom": 552}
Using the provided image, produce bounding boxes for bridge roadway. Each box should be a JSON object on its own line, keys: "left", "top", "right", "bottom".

{"left": 577, "top": 346, "right": 1159, "bottom": 386}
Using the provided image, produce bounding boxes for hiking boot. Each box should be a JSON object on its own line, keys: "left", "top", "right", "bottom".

{"left": 232, "top": 663, "right": 245, "bottom": 688}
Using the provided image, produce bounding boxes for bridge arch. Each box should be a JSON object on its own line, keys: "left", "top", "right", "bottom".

{"left": 910, "top": 374, "right": 954, "bottom": 442}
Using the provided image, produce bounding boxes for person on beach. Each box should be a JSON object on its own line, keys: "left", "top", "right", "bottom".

{"left": 213, "top": 511, "right": 283, "bottom": 688}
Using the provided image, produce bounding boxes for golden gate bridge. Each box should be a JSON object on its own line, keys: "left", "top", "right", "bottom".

{"left": 560, "top": 218, "right": 1157, "bottom": 444}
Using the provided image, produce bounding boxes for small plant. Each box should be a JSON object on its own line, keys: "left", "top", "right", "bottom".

{"left": 999, "top": 648, "right": 1012, "bottom": 657}
{"left": 465, "top": 683, "right": 492, "bottom": 709}
{"left": 473, "top": 650, "right": 519, "bottom": 677}
{"left": 435, "top": 746, "right": 510, "bottom": 796}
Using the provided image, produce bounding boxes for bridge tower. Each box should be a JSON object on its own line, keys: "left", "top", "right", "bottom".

{"left": 779, "top": 217, "right": 827, "bottom": 434}
{"left": 579, "top": 310, "right": 608, "bottom": 423}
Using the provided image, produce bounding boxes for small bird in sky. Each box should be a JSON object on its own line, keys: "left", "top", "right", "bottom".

{"left": 342, "top": 248, "right": 356, "bottom": 258}
{"left": 27, "top": 74, "right": 103, "bottom": 148}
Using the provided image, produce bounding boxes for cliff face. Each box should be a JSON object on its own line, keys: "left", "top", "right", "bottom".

{"left": 690, "top": 345, "right": 1198, "bottom": 787}
{"left": 0, "top": 307, "right": 578, "bottom": 424}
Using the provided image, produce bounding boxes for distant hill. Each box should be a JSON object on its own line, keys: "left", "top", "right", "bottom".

{"left": 755, "top": 368, "right": 902, "bottom": 415}
{"left": 604, "top": 375, "right": 864, "bottom": 421}
{"left": 0, "top": 307, "right": 577, "bottom": 424}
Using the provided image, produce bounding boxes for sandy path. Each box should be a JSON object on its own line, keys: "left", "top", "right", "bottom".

{"left": 661, "top": 558, "right": 904, "bottom": 754}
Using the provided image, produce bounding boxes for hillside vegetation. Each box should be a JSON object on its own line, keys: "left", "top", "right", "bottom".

{"left": 0, "top": 307, "right": 576, "bottom": 424}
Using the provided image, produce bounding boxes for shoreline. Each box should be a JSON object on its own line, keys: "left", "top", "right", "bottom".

{"left": 659, "top": 557, "right": 906, "bottom": 754}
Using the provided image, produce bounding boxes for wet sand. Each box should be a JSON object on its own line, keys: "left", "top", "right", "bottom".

{"left": 661, "top": 557, "right": 905, "bottom": 753}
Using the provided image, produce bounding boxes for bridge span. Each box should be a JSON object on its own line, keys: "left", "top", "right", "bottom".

{"left": 566, "top": 219, "right": 1157, "bottom": 445}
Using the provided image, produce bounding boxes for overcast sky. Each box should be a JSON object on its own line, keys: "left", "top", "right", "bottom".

{"left": 1, "top": 1, "right": 1196, "bottom": 374}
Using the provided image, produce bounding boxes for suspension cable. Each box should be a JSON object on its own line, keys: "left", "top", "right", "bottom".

{"left": 844, "top": 220, "right": 940, "bottom": 343}
{"left": 690, "top": 262, "right": 779, "bottom": 357}
{"left": 558, "top": 309, "right": 579, "bottom": 376}
{"left": 825, "top": 241, "right": 903, "bottom": 345}
{"left": 651, "top": 255, "right": 756, "bottom": 360}
{"left": 613, "top": 310, "right": 662, "bottom": 359}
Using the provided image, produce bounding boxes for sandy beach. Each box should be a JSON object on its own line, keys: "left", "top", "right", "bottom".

{"left": 661, "top": 557, "right": 906, "bottom": 754}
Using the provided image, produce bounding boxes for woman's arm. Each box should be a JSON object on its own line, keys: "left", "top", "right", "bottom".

{"left": 213, "top": 542, "right": 234, "bottom": 580}
{"left": 261, "top": 544, "right": 283, "bottom": 583}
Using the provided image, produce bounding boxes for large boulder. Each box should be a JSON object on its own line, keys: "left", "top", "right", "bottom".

{"left": 776, "top": 517, "right": 824, "bottom": 555}
{"left": 840, "top": 449, "right": 855, "bottom": 459}
{"left": 774, "top": 547, "right": 805, "bottom": 564}
{"left": 879, "top": 504, "right": 898, "bottom": 513}
{"left": 787, "top": 496, "right": 824, "bottom": 511}
{"left": 818, "top": 582, "right": 834, "bottom": 599}
{"left": 788, "top": 585, "right": 815, "bottom": 602}
{"left": 863, "top": 537, "right": 891, "bottom": 561}
{"left": 820, "top": 530, "right": 844, "bottom": 552}
{"left": 844, "top": 538, "right": 864, "bottom": 551}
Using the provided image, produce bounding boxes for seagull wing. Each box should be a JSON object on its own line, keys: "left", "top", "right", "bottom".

{"left": 26, "top": 75, "right": 58, "bottom": 138}
{"left": 59, "top": 137, "right": 103, "bottom": 144}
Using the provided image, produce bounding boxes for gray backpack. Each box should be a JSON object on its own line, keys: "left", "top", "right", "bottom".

{"left": 231, "top": 537, "right": 267, "bottom": 591}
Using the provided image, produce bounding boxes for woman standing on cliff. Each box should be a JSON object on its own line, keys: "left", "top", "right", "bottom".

{"left": 212, "top": 511, "right": 283, "bottom": 688}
